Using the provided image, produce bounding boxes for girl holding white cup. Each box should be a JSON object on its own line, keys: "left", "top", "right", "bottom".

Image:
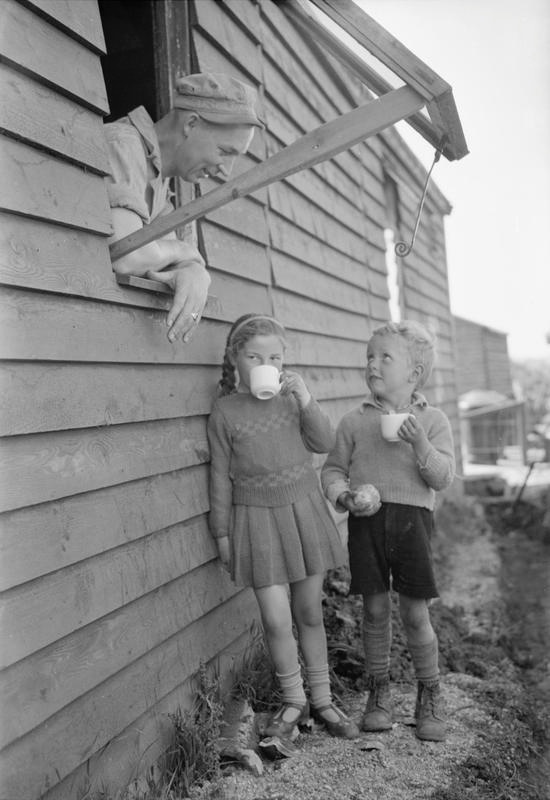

{"left": 207, "top": 313, "right": 360, "bottom": 740}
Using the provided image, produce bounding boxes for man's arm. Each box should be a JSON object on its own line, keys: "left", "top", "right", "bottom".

{"left": 109, "top": 206, "right": 210, "bottom": 343}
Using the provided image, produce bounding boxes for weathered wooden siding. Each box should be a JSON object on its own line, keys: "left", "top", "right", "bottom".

{"left": 453, "top": 315, "right": 513, "bottom": 397}
{"left": 0, "top": 0, "right": 463, "bottom": 797}
{"left": 0, "top": 2, "right": 258, "bottom": 798}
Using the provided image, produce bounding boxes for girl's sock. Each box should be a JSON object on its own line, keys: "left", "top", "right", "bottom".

{"left": 276, "top": 667, "right": 307, "bottom": 707}
{"left": 305, "top": 664, "right": 332, "bottom": 710}
{"left": 363, "top": 616, "right": 392, "bottom": 678}
{"left": 408, "top": 636, "right": 439, "bottom": 684}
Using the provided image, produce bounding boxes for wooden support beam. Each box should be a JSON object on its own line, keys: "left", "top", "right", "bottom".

{"left": 306, "top": 0, "right": 468, "bottom": 160}
{"left": 283, "top": 0, "right": 449, "bottom": 158}
{"left": 110, "top": 84, "right": 425, "bottom": 260}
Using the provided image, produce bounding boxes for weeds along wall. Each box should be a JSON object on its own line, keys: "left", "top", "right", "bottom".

{"left": 0, "top": 0, "right": 461, "bottom": 797}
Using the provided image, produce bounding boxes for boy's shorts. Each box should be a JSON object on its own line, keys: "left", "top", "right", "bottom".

{"left": 347, "top": 503, "right": 438, "bottom": 599}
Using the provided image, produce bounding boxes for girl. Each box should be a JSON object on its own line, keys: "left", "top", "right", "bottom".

{"left": 207, "top": 313, "right": 360, "bottom": 740}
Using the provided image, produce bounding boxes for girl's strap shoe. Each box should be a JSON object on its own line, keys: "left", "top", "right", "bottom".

{"left": 263, "top": 701, "right": 310, "bottom": 739}
{"left": 311, "top": 703, "right": 361, "bottom": 739}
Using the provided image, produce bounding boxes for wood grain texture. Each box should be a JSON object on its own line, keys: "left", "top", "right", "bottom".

{"left": 0, "top": 0, "right": 109, "bottom": 112}
{"left": 20, "top": 0, "right": 106, "bottom": 52}
{"left": 0, "top": 287, "right": 229, "bottom": 363}
{"left": 0, "top": 137, "right": 112, "bottom": 234}
{"left": 0, "top": 465, "right": 210, "bottom": 592}
{"left": 0, "top": 65, "right": 110, "bottom": 174}
{"left": 0, "top": 566, "right": 243, "bottom": 768}
{"left": 0, "top": 592, "right": 258, "bottom": 800}
{"left": 1, "top": 514, "right": 216, "bottom": 669}
{"left": 271, "top": 252, "right": 371, "bottom": 315}
{"left": 272, "top": 288, "right": 371, "bottom": 341}
{"left": 40, "top": 627, "right": 256, "bottom": 800}
{"left": 0, "top": 363, "right": 219, "bottom": 435}
{"left": 193, "top": 0, "right": 262, "bottom": 81}
{"left": 0, "top": 415, "right": 209, "bottom": 513}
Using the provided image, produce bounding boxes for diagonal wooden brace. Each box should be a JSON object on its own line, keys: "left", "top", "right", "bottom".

{"left": 109, "top": 85, "right": 425, "bottom": 262}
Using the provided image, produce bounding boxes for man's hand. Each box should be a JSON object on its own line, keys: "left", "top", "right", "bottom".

{"left": 147, "top": 261, "right": 211, "bottom": 343}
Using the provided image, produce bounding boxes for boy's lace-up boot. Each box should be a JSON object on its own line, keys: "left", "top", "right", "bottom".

{"left": 415, "top": 680, "right": 445, "bottom": 741}
{"left": 361, "top": 674, "right": 393, "bottom": 731}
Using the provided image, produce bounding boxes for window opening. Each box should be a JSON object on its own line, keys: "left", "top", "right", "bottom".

{"left": 99, "top": 0, "right": 157, "bottom": 123}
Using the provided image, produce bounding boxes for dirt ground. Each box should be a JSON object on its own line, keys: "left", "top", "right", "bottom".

{"left": 189, "top": 491, "right": 550, "bottom": 800}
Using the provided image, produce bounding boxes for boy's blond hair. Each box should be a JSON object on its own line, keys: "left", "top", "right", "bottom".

{"left": 370, "top": 320, "right": 436, "bottom": 388}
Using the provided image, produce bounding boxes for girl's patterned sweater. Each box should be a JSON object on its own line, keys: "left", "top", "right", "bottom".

{"left": 207, "top": 393, "right": 334, "bottom": 539}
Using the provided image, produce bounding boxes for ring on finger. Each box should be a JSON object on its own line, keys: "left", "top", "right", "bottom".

{"left": 191, "top": 312, "right": 199, "bottom": 322}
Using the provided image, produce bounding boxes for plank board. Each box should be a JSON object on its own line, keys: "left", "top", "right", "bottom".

{"left": 271, "top": 251, "right": 372, "bottom": 314}
{"left": 193, "top": 0, "right": 262, "bottom": 82}
{"left": 267, "top": 181, "right": 369, "bottom": 263}
{"left": 0, "top": 415, "right": 209, "bottom": 512}
{"left": 203, "top": 194, "right": 269, "bottom": 245}
{"left": 41, "top": 627, "right": 255, "bottom": 800}
{"left": 284, "top": 330, "right": 368, "bottom": 368}
{"left": 0, "top": 0, "right": 109, "bottom": 113}
{"left": 0, "top": 65, "right": 110, "bottom": 174}
{"left": 0, "top": 287, "right": 229, "bottom": 363}
{"left": 0, "top": 593, "right": 257, "bottom": 799}
{"left": 0, "top": 563, "right": 239, "bottom": 747}
{"left": 272, "top": 288, "right": 370, "bottom": 341}
{"left": 0, "top": 514, "right": 217, "bottom": 669}
{"left": 0, "top": 363, "right": 219, "bottom": 435}
{"left": 298, "top": 366, "right": 367, "bottom": 401}
{"left": 20, "top": 0, "right": 107, "bottom": 53}
{"left": 0, "top": 137, "right": 113, "bottom": 234}
{"left": 268, "top": 213, "right": 369, "bottom": 288}
{"left": 199, "top": 221, "right": 271, "bottom": 282}
{"left": 0, "top": 465, "right": 210, "bottom": 592}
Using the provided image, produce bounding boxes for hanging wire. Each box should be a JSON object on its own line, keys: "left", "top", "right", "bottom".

{"left": 394, "top": 136, "right": 448, "bottom": 258}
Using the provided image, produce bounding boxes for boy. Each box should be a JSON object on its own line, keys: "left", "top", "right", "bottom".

{"left": 321, "top": 320, "right": 455, "bottom": 741}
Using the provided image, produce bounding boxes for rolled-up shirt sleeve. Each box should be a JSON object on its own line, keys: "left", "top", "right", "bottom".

{"left": 104, "top": 124, "right": 150, "bottom": 223}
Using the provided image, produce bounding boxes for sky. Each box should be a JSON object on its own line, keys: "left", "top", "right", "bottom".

{"left": 354, "top": 0, "right": 550, "bottom": 361}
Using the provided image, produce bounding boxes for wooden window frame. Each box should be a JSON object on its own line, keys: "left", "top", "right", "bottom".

{"left": 110, "top": 0, "right": 468, "bottom": 268}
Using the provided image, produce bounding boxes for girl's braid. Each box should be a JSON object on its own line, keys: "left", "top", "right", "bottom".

{"left": 218, "top": 349, "right": 237, "bottom": 396}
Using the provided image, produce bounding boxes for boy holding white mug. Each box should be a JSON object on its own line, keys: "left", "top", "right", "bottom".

{"left": 321, "top": 320, "right": 455, "bottom": 741}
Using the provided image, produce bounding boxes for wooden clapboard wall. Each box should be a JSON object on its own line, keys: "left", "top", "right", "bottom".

{"left": 0, "top": 1, "right": 259, "bottom": 799}
{"left": 0, "top": 0, "right": 462, "bottom": 797}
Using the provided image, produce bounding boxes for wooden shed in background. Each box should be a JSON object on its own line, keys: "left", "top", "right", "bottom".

{"left": 0, "top": 1, "right": 464, "bottom": 796}
{"left": 453, "top": 315, "right": 514, "bottom": 398}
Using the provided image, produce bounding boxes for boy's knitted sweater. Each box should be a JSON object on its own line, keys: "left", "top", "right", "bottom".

{"left": 321, "top": 393, "right": 455, "bottom": 511}
{"left": 207, "top": 392, "right": 334, "bottom": 539}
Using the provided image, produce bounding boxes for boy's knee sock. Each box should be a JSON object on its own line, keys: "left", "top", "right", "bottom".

{"left": 363, "top": 616, "right": 392, "bottom": 678}
{"left": 305, "top": 664, "right": 332, "bottom": 709}
{"left": 276, "top": 667, "right": 307, "bottom": 706}
{"left": 408, "top": 636, "right": 439, "bottom": 684}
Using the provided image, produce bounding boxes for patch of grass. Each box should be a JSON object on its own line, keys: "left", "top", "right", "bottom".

{"left": 230, "top": 622, "right": 279, "bottom": 713}
{"left": 163, "top": 663, "right": 225, "bottom": 798}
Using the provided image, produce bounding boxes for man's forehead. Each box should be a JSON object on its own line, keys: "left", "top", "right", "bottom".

{"left": 211, "top": 124, "right": 254, "bottom": 152}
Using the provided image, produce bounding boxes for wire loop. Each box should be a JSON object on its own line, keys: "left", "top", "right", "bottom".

{"left": 394, "top": 137, "right": 448, "bottom": 258}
